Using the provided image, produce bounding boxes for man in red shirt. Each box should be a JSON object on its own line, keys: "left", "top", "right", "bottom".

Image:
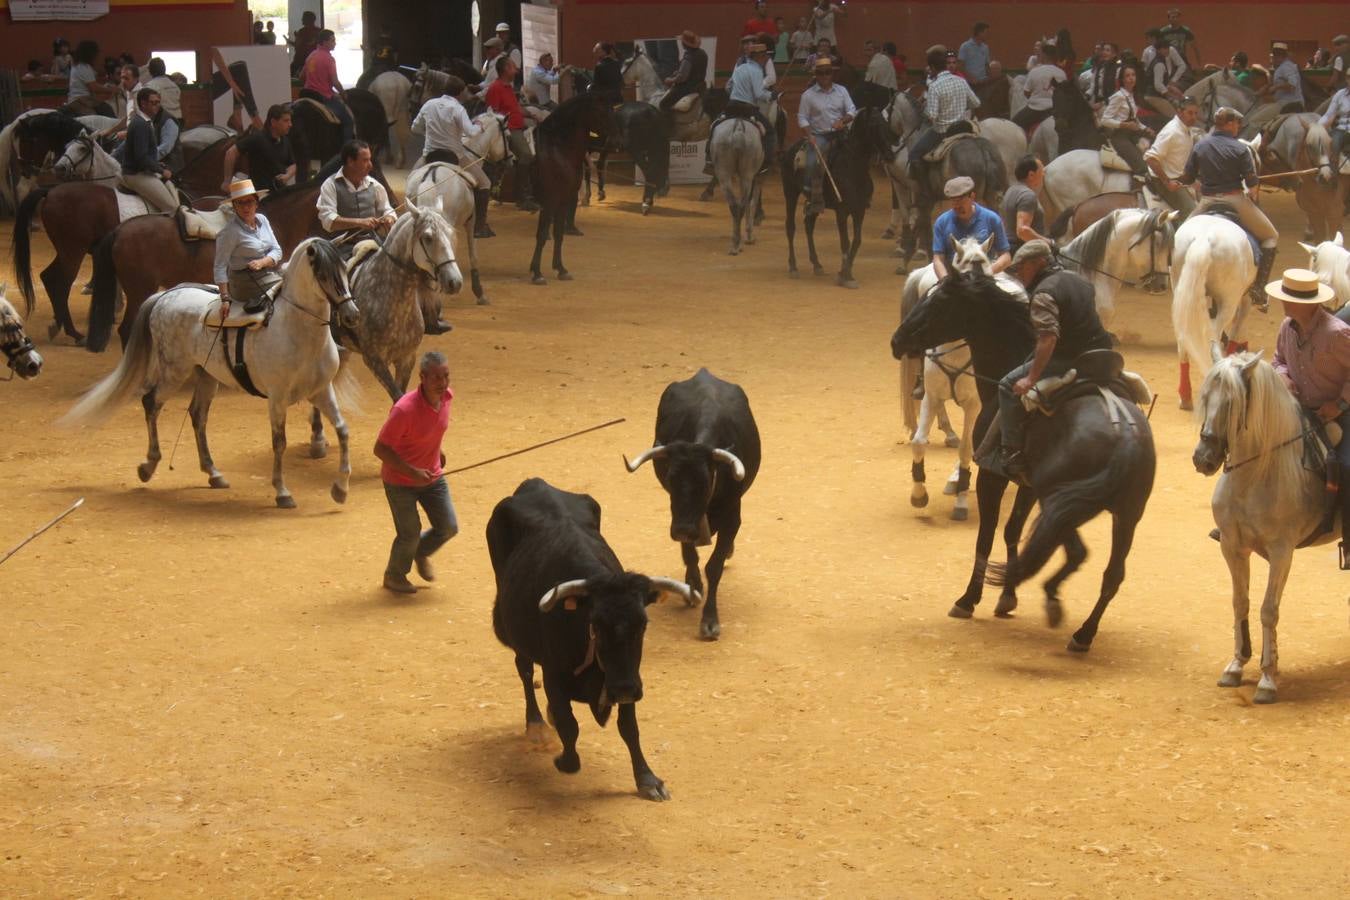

{"left": 374, "top": 351, "right": 458, "bottom": 593}
{"left": 743, "top": 2, "right": 777, "bottom": 39}
{"left": 484, "top": 57, "right": 538, "bottom": 211}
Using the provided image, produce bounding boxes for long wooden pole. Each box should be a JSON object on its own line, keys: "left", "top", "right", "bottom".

{"left": 446, "top": 418, "right": 627, "bottom": 475}
{"left": 0, "top": 498, "right": 84, "bottom": 567}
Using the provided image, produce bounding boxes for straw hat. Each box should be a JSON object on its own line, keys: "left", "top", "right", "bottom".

{"left": 1270, "top": 41, "right": 1289, "bottom": 53}
{"left": 227, "top": 178, "right": 267, "bottom": 203}
{"left": 1265, "top": 268, "right": 1335, "bottom": 305}
{"left": 747, "top": 43, "right": 768, "bottom": 55}
{"left": 812, "top": 56, "right": 836, "bottom": 72}
{"left": 680, "top": 30, "right": 701, "bottom": 50}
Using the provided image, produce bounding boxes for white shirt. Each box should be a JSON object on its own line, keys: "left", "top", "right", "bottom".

{"left": 1099, "top": 88, "right": 1140, "bottom": 130}
{"left": 1024, "top": 64, "right": 1066, "bottom": 111}
{"left": 524, "top": 65, "right": 560, "bottom": 105}
{"left": 412, "top": 95, "right": 481, "bottom": 155}
{"left": 145, "top": 75, "right": 182, "bottom": 120}
{"left": 865, "top": 53, "right": 897, "bottom": 90}
{"left": 316, "top": 171, "right": 395, "bottom": 231}
{"left": 1142, "top": 45, "right": 1188, "bottom": 90}
{"left": 1145, "top": 114, "right": 1199, "bottom": 178}
{"left": 797, "top": 82, "right": 856, "bottom": 135}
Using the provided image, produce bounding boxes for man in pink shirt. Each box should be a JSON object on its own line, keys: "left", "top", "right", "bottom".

{"left": 301, "top": 29, "right": 354, "bottom": 144}
{"left": 374, "top": 351, "right": 458, "bottom": 593}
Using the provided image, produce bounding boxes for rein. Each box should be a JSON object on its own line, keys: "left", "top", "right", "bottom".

{"left": 926, "top": 340, "right": 1000, "bottom": 386}
{"left": 1220, "top": 427, "right": 1315, "bottom": 472}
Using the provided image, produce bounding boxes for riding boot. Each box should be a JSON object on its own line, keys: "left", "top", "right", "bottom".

{"left": 1249, "top": 247, "right": 1277, "bottom": 311}
{"left": 473, "top": 190, "right": 495, "bottom": 238}
{"left": 515, "top": 165, "right": 540, "bottom": 212}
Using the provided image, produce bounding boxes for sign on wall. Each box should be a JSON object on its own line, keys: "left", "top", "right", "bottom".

{"left": 210, "top": 46, "right": 290, "bottom": 131}
{"left": 8, "top": 0, "right": 109, "bottom": 20}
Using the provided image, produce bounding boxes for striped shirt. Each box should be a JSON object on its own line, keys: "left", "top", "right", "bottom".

{"left": 924, "top": 71, "right": 979, "bottom": 129}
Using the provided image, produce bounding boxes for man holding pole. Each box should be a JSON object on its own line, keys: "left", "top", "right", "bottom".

{"left": 797, "top": 55, "right": 855, "bottom": 216}
{"left": 374, "top": 351, "right": 458, "bottom": 594}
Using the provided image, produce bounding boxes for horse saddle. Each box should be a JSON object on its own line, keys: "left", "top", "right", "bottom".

{"left": 1022, "top": 350, "right": 1153, "bottom": 418}
{"left": 669, "top": 92, "right": 701, "bottom": 114}
{"left": 922, "top": 131, "right": 976, "bottom": 163}
{"left": 114, "top": 191, "right": 155, "bottom": 223}
{"left": 178, "top": 206, "right": 230, "bottom": 242}
{"left": 346, "top": 239, "right": 381, "bottom": 278}
{"left": 203, "top": 296, "right": 268, "bottom": 330}
{"left": 293, "top": 96, "right": 345, "bottom": 126}
{"left": 1099, "top": 142, "right": 1136, "bottom": 173}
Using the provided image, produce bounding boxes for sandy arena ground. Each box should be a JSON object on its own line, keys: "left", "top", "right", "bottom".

{"left": 2, "top": 174, "right": 1350, "bottom": 898}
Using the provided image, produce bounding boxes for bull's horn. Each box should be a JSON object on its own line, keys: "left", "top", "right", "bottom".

{"left": 623, "top": 445, "right": 666, "bottom": 473}
{"left": 711, "top": 448, "right": 746, "bottom": 481}
{"left": 648, "top": 577, "right": 702, "bottom": 606}
{"left": 539, "top": 579, "right": 589, "bottom": 612}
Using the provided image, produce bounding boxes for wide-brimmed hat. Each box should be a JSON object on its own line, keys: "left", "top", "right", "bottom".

{"left": 747, "top": 43, "right": 768, "bottom": 55}
{"left": 227, "top": 178, "right": 267, "bottom": 203}
{"left": 1270, "top": 41, "right": 1289, "bottom": 53}
{"left": 1265, "top": 268, "right": 1335, "bottom": 305}
{"left": 943, "top": 175, "right": 975, "bottom": 198}
{"left": 812, "top": 56, "right": 836, "bottom": 72}
{"left": 680, "top": 30, "right": 701, "bottom": 50}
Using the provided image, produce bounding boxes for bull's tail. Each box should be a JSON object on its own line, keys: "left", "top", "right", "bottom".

{"left": 60, "top": 294, "right": 159, "bottom": 428}
{"left": 12, "top": 186, "right": 48, "bottom": 316}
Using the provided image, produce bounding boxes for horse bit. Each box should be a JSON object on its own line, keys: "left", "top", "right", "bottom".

{"left": 0, "top": 323, "right": 37, "bottom": 380}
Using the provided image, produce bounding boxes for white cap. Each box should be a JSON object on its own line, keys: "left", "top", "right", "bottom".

{"left": 495, "top": 21, "right": 510, "bottom": 32}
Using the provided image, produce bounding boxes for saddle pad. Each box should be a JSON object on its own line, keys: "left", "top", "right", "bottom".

{"left": 347, "top": 240, "right": 381, "bottom": 276}
{"left": 202, "top": 298, "right": 265, "bottom": 330}
{"left": 922, "top": 132, "right": 976, "bottom": 163}
{"left": 293, "top": 97, "right": 342, "bottom": 126}
{"left": 1099, "top": 143, "right": 1134, "bottom": 173}
{"left": 115, "top": 191, "right": 155, "bottom": 223}
{"left": 670, "top": 93, "right": 700, "bottom": 113}
{"left": 179, "top": 206, "right": 231, "bottom": 241}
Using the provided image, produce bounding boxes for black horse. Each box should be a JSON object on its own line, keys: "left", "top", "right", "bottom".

{"left": 289, "top": 88, "right": 388, "bottom": 181}
{"left": 529, "top": 93, "right": 611, "bottom": 284}
{"left": 1052, "top": 78, "right": 1101, "bottom": 154}
{"left": 781, "top": 105, "right": 893, "bottom": 288}
{"left": 595, "top": 102, "right": 671, "bottom": 214}
{"left": 891, "top": 270, "right": 1156, "bottom": 651}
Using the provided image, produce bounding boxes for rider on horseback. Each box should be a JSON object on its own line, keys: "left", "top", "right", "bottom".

{"left": 933, "top": 176, "right": 1010, "bottom": 278}
{"left": 1266, "top": 268, "right": 1350, "bottom": 567}
{"left": 995, "top": 240, "right": 1114, "bottom": 484}
{"left": 215, "top": 178, "right": 281, "bottom": 316}
{"left": 1100, "top": 66, "right": 1153, "bottom": 181}
{"left": 1179, "top": 106, "right": 1278, "bottom": 308}
{"left": 1321, "top": 83, "right": 1350, "bottom": 170}
{"left": 660, "top": 31, "right": 709, "bottom": 114}
{"left": 708, "top": 42, "right": 775, "bottom": 175}
{"left": 118, "top": 88, "right": 181, "bottom": 215}
{"left": 796, "top": 56, "right": 855, "bottom": 216}
{"left": 1144, "top": 96, "right": 1201, "bottom": 217}
{"left": 412, "top": 75, "right": 495, "bottom": 238}
{"left": 908, "top": 47, "right": 980, "bottom": 201}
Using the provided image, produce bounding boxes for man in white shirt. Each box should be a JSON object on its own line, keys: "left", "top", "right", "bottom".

{"left": 1264, "top": 42, "right": 1304, "bottom": 113}
{"left": 1320, "top": 84, "right": 1350, "bottom": 169}
{"left": 797, "top": 56, "right": 855, "bottom": 215}
{"left": 144, "top": 58, "right": 182, "bottom": 122}
{"left": 524, "top": 53, "right": 563, "bottom": 108}
{"left": 1014, "top": 55, "right": 1065, "bottom": 133}
{"left": 411, "top": 76, "right": 494, "bottom": 238}
{"left": 1145, "top": 96, "right": 1201, "bottom": 216}
{"left": 865, "top": 42, "right": 898, "bottom": 92}
{"left": 317, "top": 140, "right": 396, "bottom": 248}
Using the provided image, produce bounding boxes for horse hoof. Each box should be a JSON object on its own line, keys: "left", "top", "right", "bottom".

{"left": 812, "top": 265, "right": 825, "bottom": 276}
{"left": 944, "top": 435, "right": 961, "bottom": 449}
{"left": 788, "top": 269, "right": 800, "bottom": 279}
{"left": 136, "top": 463, "right": 155, "bottom": 483}
{"left": 838, "top": 278, "right": 860, "bottom": 290}
{"left": 531, "top": 275, "right": 547, "bottom": 286}
{"left": 1066, "top": 636, "right": 1091, "bottom": 653}
{"left": 208, "top": 475, "right": 230, "bottom": 489}
{"left": 1179, "top": 398, "right": 1194, "bottom": 412}
{"left": 1217, "top": 671, "right": 1243, "bottom": 688}
{"left": 557, "top": 271, "right": 573, "bottom": 281}
{"left": 641, "top": 205, "right": 651, "bottom": 216}
{"left": 476, "top": 296, "right": 491, "bottom": 306}
{"left": 880, "top": 228, "right": 897, "bottom": 240}
{"left": 894, "top": 265, "right": 910, "bottom": 276}
{"left": 564, "top": 226, "right": 584, "bottom": 236}
{"left": 72, "top": 333, "right": 86, "bottom": 347}
{"left": 276, "top": 495, "right": 297, "bottom": 510}
{"left": 526, "top": 721, "right": 551, "bottom": 745}
{"left": 699, "top": 620, "right": 721, "bottom": 641}
{"left": 910, "top": 493, "right": 928, "bottom": 508}
{"left": 993, "top": 594, "right": 1018, "bottom": 617}
{"left": 745, "top": 235, "right": 756, "bottom": 245}
{"left": 47, "top": 322, "right": 61, "bottom": 341}
{"left": 309, "top": 443, "right": 328, "bottom": 460}
{"left": 597, "top": 191, "right": 606, "bottom": 202}
{"left": 331, "top": 484, "right": 348, "bottom": 504}
{"left": 1253, "top": 687, "right": 1278, "bottom": 704}
{"left": 950, "top": 507, "right": 969, "bottom": 522}
{"left": 1045, "top": 598, "right": 1064, "bottom": 628}
{"left": 729, "top": 247, "right": 740, "bottom": 256}
{"left": 948, "top": 603, "right": 974, "bottom": 619}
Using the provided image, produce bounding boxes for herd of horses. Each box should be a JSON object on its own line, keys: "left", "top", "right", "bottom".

{"left": 4, "top": 50, "right": 1350, "bottom": 707}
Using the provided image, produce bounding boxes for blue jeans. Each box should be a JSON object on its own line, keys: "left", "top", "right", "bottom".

{"left": 804, "top": 131, "right": 836, "bottom": 206}
{"left": 383, "top": 477, "right": 458, "bottom": 578}
{"left": 323, "top": 96, "right": 355, "bottom": 145}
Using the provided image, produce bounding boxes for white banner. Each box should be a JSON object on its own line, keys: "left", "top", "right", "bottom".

{"left": 521, "top": 3, "right": 560, "bottom": 102}
{"left": 210, "top": 46, "right": 292, "bottom": 131}
{"left": 8, "top": 0, "right": 109, "bottom": 21}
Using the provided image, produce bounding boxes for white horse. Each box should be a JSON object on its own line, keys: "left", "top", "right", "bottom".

{"left": 1170, "top": 209, "right": 1261, "bottom": 410}
{"left": 899, "top": 236, "right": 1025, "bottom": 520}
{"left": 50, "top": 133, "right": 122, "bottom": 182}
{"left": 61, "top": 238, "right": 359, "bottom": 509}
{"left": 1056, "top": 206, "right": 1181, "bottom": 331}
{"left": 1040, "top": 149, "right": 1137, "bottom": 220}
{"left": 1300, "top": 231, "right": 1350, "bottom": 306}
{"left": 621, "top": 45, "right": 667, "bottom": 106}
{"left": 709, "top": 119, "right": 763, "bottom": 256}
{"left": 339, "top": 205, "right": 462, "bottom": 402}
{"left": 0, "top": 287, "right": 43, "bottom": 380}
{"left": 1193, "top": 351, "right": 1337, "bottom": 704}
{"left": 404, "top": 112, "right": 510, "bottom": 305}
{"left": 367, "top": 70, "right": 413, "bottom": 167}
{"left": 1257, "top": 114, "right": 1339, "bottom": 242}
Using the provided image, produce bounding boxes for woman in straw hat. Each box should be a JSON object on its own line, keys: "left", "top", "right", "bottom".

{"left": 214, "top": 178, "right": 282, "bottom": 316}
{"left": 1268, "top": 268, "right": 1350, "bottom": 561}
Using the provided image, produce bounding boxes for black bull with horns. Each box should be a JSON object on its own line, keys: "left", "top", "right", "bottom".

{"left": 488, "top": 477, "right": 697, "bottom": 802}
{"left": 625, "top": 368, "right": 761, "bottom": 641}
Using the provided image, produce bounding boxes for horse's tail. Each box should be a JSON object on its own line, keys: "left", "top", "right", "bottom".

{"left": 331, "top": 348, "right": 364, "bottom": 415}
{"left": 1170, "top": 234, "right": 1214, "bottom": 372}
{"left": 898, "top": 270, "right": 927, "bottom": 435}
{"left": 60, "top": 293, "right": 158, "bottom": 428}
{"left": 1048, "top": 204, "right": 1077, "bottom": 241}
{"left": 87, "top": 230, "right": 120, "bottom": 353}
{"left": 12, "top": 185, "right": 48, "bottom": 317}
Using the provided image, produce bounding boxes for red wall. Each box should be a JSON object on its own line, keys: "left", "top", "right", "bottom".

{"left": 2, "top": 2, "right": 253, "bottom": 85}
{"left": 555, "top": 1, "right": 1348, "bottom": 73}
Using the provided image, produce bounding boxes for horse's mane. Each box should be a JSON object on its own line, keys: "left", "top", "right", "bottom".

{"left": 1063, "top": 208, "right": 1120, "bottom": 276}
{"left": 286, "top": 237, "right": 346, "bottom": 293}
{"left": 537, "top": 94, "right": 600, "bottom": 140}
{"left": 17, "top": 111, "right": 87, "bottom": 142}
{"left": 1201, "top": 353, "right": 1305, "bottom": 486}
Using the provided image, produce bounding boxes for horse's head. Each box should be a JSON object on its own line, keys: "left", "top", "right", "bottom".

{"left": 1304, "top": 120, "right": 1337, "bottom": 187}
{"left": 294, "top": 238, "right": 358, "bottom": 329}
{"left": 1051, "top": 78, "right": 1086, "bottom": 134}
{"left": 52, "top": 134, "right": 96, "bottom": 179}
{"left": 887, "top": 90, "right": 921, "bottom": 144}
{"left": 1194, "top": 350, "right": 1265, "bottom": 475}
{"left": 1126, "top": 207, "right": 1182, "bottom": 279}
{"left": 891, "top": 268, "right": 995, "bottom": 359}
{"left": 408, "top": 204, "right": 463, "bottom": 295}
{"left": 1297, "top": 232, "right": 1350, "bottom": 306}
{"left": 0, "top": 291, "right": 42, "bottom": 380}
{"left": 949, "top": 235, "right": 995, "bottom": 276}
{"left": 621, "top": 44, "right": 650, "bottom": 85}
{"left": 849, "top": 106, "right": 895, "bottom": 162}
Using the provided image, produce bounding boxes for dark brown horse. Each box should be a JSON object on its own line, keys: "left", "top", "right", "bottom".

{"left": 1048, "top": 191, "right": 1142, "bottom": 241}
{"left": 289, "top": 89, "right": 388, "bottom": 181}
{"left": 529, "top": 93, "right": 611, "bottom": 285}
{"left": 85, "top": 164, "right": 334, "bottom": 352}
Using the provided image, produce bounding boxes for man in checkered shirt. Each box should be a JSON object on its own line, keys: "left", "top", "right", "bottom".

{"left": 909, "top": 46, "right": 980, "bottom": 196}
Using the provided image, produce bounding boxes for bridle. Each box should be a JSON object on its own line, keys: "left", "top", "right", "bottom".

{"left": 1055, "top": 211, "right": 1174, "bottom": 289}
{"left": 0, "top": 318, "right": 37, "bottom": 379}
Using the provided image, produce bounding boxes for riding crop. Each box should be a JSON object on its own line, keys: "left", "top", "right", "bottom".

{"left": 805, "top": 133, "right": 843, "bottom": 202}
{"left": 0, "top": 497, "right": 84, "bottom": 567}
